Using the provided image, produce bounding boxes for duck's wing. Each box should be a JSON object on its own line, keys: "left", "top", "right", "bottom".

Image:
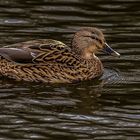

{"left": 28, "top": 40, "right": 81, "bottom": 67}
{"left": 0, "top": 48, "right": 34, "bottom": 63}
{"left": 1, "top": 39, "right": 81, "bottom": 67}
{"left": 0, "top": 39, "right": 66, "bottom": 63}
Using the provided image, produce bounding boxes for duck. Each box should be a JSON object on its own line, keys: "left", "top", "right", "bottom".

{"left": 0, "top": 27, "right": 120, "bottom": 83}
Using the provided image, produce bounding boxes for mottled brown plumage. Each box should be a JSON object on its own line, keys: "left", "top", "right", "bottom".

{"left": 0, "top": 27, "right": 120, "bottom": 83}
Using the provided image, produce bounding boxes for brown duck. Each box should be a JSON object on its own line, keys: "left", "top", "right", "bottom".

{"left": 0, "top": 27, "right": 120, "bottom": 83}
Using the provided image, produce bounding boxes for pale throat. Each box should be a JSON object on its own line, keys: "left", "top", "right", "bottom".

{"left": 81, "top": 45, "right": 97, "bottom": 59}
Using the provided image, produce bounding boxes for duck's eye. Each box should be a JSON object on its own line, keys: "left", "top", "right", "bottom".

{"left": 91, "top": 36, "right": 102, "bottom": 44}
{"left": 91, "top": 36, "right": 96, "bottom": 40}
{"left": 83, "top": 35, "right": 102, "bottom": 44}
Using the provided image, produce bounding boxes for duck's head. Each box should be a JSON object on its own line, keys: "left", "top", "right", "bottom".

{"left": 72, "top": 27, "right": 120, "bottom": 59}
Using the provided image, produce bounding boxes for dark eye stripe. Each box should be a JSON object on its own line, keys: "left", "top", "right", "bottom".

{"left": 91, "top": 36, "right": 102, "bottom": 44}
{"left": 84, "top": 35, "right": 103, "bottom": 45}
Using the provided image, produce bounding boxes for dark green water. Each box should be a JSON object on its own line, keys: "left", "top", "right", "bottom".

{"left": 0, "top": 0, "right": 140, "bottom": 139}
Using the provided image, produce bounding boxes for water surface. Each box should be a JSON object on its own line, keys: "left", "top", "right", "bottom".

{"left": 0, "top": 0, "right": 140, "bottom": 139}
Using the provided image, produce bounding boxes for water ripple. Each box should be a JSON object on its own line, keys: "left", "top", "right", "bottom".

{"left": 0, "top": 0, "right": 139, "bottom": 139}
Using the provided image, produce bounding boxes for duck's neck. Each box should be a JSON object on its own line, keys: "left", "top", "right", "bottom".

{"left": 72, "top": 39, "right": 95, "bottom": 60}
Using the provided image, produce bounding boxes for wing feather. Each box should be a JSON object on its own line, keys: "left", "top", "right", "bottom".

{"left": 2, "top": 39, "right": 82, "bottom": 68}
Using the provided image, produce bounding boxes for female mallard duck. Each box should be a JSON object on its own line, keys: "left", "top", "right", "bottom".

{"left": 0, "top": 27, "right": 120, "bottom": 83}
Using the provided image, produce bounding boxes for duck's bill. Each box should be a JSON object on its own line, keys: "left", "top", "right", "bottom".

{"left": 103, "top": 43, "right": 120, "bottom": 57}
